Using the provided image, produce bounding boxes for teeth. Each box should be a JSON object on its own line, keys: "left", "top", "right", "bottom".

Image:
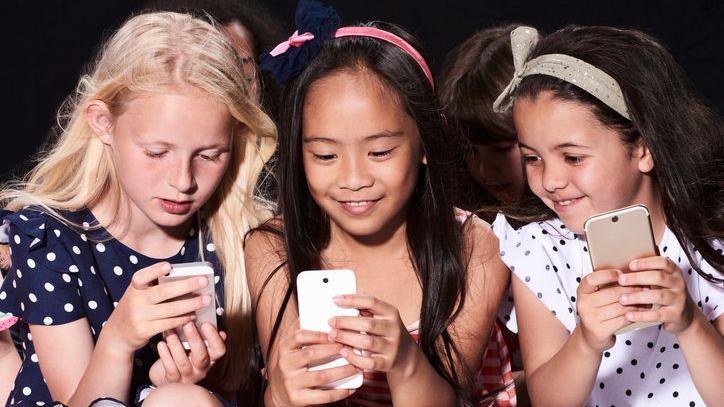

{"left": 346, "top": 201, "right": 370, "bottom": 207}
{"left": 559, "top": 200, "right": 571, "bottom": 206}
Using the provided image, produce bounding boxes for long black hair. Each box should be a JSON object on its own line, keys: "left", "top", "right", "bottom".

{"left": 512, "top": 25, "right": 724, "bottom": 281}
{"left": 255, "top": 21, "right": 475, "bottom": 403}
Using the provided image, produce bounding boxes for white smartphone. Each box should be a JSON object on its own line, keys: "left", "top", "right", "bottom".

{"left": 158, "top": 261, "right": 217, "bottom": 349}
{"left": 584, "top": 205, "right": 661, "bottom": 335}
{"left": 296, "top": 269, "right": 363, "bottom": 389}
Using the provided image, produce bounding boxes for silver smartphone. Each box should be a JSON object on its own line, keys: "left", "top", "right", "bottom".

{"left": 584, "top": 205, "right": 661, "bottom": 334}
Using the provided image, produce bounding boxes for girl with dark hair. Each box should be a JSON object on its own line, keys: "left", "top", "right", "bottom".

{"left": 246, "top": 1, "right": 513, "bottom": 406}
{"left": 493, "top": 26, "right": 723, "bottom": 406}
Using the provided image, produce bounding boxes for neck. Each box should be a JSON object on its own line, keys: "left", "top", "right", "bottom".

{"left": 325, "top": 212, "right": 409, "bottom": 265}
{"left": 89, "top": 192, "right": 191, "bottom": 258}
{"left": 634, "top": 175, "right": 667, "bottom": 245}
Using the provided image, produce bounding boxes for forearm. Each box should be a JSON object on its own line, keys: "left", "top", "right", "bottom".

{"left": 386, "top": 347, "right": 456, "bottom": 407}
{"left": 676, "top": 310, "right": 724, "bottom": 406}
{"left": 526, "top": 327, "right": 601, "bottom": 407}
{"left": 66, "top": 331, "right": 135, "bottom": 407}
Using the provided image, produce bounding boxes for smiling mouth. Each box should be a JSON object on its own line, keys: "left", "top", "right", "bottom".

{"left": 552, "top": 196, "right": 584, "bottom": 209}
{"left": 337, "top": 198, "right": 382, "bottom": 215}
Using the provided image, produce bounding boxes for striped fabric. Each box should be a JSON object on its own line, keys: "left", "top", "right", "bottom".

{"left": 334, "top": 320, "right": 516, "bottom": 406}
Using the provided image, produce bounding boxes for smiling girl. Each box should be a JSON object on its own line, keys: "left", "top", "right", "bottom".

{"left": 0, "top": 12, "right": 276, "bottom": 406}
{"left": 492, "top": 26, "right": 723, "bottom": 406}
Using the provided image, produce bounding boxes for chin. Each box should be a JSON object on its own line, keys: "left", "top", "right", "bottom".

{"left": 148, "top": 210, "right": 195, "bottom": 229}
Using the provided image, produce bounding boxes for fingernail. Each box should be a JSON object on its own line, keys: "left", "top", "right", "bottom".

{"left": 626, "top": 312, "right": 635, "bottom": 321}
{"left": 629, "top": 261, "right": 638, "bottom": 270}
{"left": 161, "top": 263, "right": 172, "bottom": 272}
{"left": 197, "top": 277, "right": 208, "bottom": 286}
{"left": 620, "top": 295, "right": 628, "bottom": 304}
{"left": 339, "top": 347, "right": 349, "bottom": 357}
{"left": 619, "top": 275, "right": 627, "bottom": 284}
{"left": 202, "top": 295, "right": 211, "bottom": 305}
{"left": 328, "top": 317, "right": 336, "bottom": 328}
{"left": 184, "top": 322, "right": 194, "bottom": 333}
{"left": 328, "top": 329, "right": 337, "bottom": 342}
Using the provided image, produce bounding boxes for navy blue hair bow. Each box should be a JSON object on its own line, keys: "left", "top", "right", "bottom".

{"left": 259, "top": 0, "right": 342, "bottom": 84}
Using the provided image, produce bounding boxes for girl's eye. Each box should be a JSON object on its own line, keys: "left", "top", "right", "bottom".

{"left": 313, "top": 153, "right": 336, "bottom": 161}
{"left": 564, "top": 155, "right": 585, "bottom": 165}
{"left": 523, "top": 155, "right": 541, "bottom": 165}
{"left": 369, "top": 148, "right": 394, "bottom": 158}
{"left": 145, "top": 151, "right": 167, "bottom": 159}
{"left": 199, "top": 153, "right": 222, "bottom": 162}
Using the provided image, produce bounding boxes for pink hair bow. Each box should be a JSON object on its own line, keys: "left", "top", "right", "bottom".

{"left": 269, "top": 31, "right": 316, "bottom": 57}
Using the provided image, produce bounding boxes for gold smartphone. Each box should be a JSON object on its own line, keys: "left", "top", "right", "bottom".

{"left": 584, "top": 204, "right": 661, "bottom": 334}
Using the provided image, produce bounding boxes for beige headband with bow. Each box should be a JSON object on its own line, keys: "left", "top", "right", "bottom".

{"left": 492, "top": 26, "right": 631, "bottom": 120}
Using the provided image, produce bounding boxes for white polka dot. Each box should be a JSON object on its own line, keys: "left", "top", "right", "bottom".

{"left": 72, "top": 246, "right": 81, "bottom": 255}
{"left": 214, "top": 275, "right": 220, "bottom": 284}
{"left": 35, "top": 401, "right": 45, "bottom": 406}
{"left": 20, "top": 302, "right": 25, "bottom": 311}
{"left": 27, "top": 259, "right": 36, "bottom": 268}
{"left": 30, "top": 353, "right": 38, "bottom": 363}
{"left": 27, "top": 332, "right": 32, "bottom": 340}
{"left": 82, "top": 222, "right": 90, "bottom": 230}
{"left": 102, "top": 320, "right": 107, "bottom": 327}
{"left": 46, "top": 252, "right": 56, "bottom": 261}
{"left": 30, "top": 238, "right": 41, "bottom": 247}
{"left": 19, "top": 214, "right": 28, "bottom": 221}
{"left": 96, "top": 243, "right": 105, "bottom": 252}
{"left": 22, "top": 386, "right": 31, "bottom": 396}
{"left": 206, "top": 243, "right": 215, "bottom": 252}
{"left": 90, "top": 266, "right": 96, "bottom": 275}
{"left": 38, "top": 223, "right": 45, "bottom": 230}
{"left": 43, "top": 317, "right": 53, "bottom": 325}
{"left": 62, "top": 273, "right": 71, "bottom": 283}
{"left": 64, "top": 303, "right": 74, "bottom": 313}
{"left": 80, "top": 233, "right": 87, "bottom": 242}
{"left": 216, "top": 307, "right": 224, "bottom": 316}
{"left": 0, "top": 291, "right": 6, "bottom": 300}
{"left": 113, "top": 301, "right": 118, "bottom": 308}
{"left": 44, "top": 283, "right": 54, "bottom": 292}
{"left": 12, "top": 280, "right": 16, "bottom": 289}
{"left": 13, "top": 235, "right": 20, "bottom": 244}
{"left": 113, "top": 266, "right": 123, "bottom": 276}
{"left": 129, "top": 255, "right": 138, "bottom": 265}
{"left": 53, "top": 229, "right": 61, "bottom": 238}
{"left": 77, "top": 278, "right": 83, "bottom": 287}
{"left": 180, "top": 246, "right": 186, "bottom": 256}
{"left": 188, "top": 228, "right": 195, "bottom": 236}
{"left": 28, "top": 293, "right": 37, "bottom": 302}
{"left": 88, "top": 300, "right": 98, "bottom": 309}
{"left": 68, "top": 265, "right": 79, "bottom": 273}
{"left": 16, "top": 269, "right": 22, "bottom": 279}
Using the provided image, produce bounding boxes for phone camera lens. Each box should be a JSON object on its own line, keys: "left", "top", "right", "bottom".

{"left": 323, "top": 277, "right": 329, "bottom": 283}
{"left": 612, "top": 216, "right": 619, "bottom": 223}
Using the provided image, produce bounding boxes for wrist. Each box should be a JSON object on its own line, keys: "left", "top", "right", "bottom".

{"left": 96, "top": 329, "right": 136, "bottom": 362}
{"left": 676, "top": 307, "right": 706, "bottom": 341}
{"left": 573, "top": 326, "right": 605, "bottom": 358}
{"left": 386, "top": 339, "right": 423, "bottom": 385}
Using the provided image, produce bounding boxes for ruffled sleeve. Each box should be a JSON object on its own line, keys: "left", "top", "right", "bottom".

{"left": 0, "top": 209, "right": 86, "bottom": 325}
{"left": 693, "top": 240, "right": 724, "bottom": 322}
{"left": 494, "top": 214, "right": 581, "bottom": 333}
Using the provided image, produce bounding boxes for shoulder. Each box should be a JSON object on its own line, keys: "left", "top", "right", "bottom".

{"left": 244, "top": 217, "right": 288, "bottom": 299}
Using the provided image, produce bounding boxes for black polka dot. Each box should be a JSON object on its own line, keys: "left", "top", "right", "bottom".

{"left": 583, "top": 246, "right": 588, "bottom": 252}
{"left": 599, "top": 382, "right": 605, "bottom": 389}
{"left": 576, "top": 277, "right": 581, "bottom": 283}
{"left": 659, "top": 378, "right": 666, "bottom": 384}
{"left": 662, "top": 246, "right": 668, "bottom": 252}
{"left": 553, "top": 265, "right": 559, "bottom": 272}
{"left": 524, "top": 250, "right": 531, "bottom": 256}
{"left": 537, "top": 292, "right": 543, "bottom": 298}
{"left": 525, "top": 276, "right": 531, "bottom": 282}
{"left": 604, "top": 351, "right": 611, "bottom": 358}
{"left": 648, "top": 393, "right": 653, "bottom": 399}
{"left": 705, "top": 296, "right": 709, "bottom": 303}
{"left": 656, "top": 362, "right": 662, "bottom": 368}
{"left": 630, "top": 359, "right": 637, "bottom": 365}
{"left": 551, "top": 310, "right": 557, "bottom": 316}
{"left": 616, "top": 367, "right": 623, "bottom": 374}
{"left": 557, "top": 288, "right": 562, "bottom": 294}
{"left": 566, "top": 263, "right": 571, "bottom": 269}
{"left": 625, "top": 340, "right": 631, "bottom": 346}
{"left": 552, "top": 246, "right": 558, "bottom": 252}
{"left": 542, "top": 230, "right": 548, "bottom": 235}
{"left": 570, "top": 296, "right": 576, "bottom": 302}
{"left": 673, "top": 343, "right": 679, "bottom": 349}
{"left": 673, "top": 391, "right": 678, "bottom": 397}
{"left": 687, "top": 269, "right": 692, "bottom": 275}
{"left": 660, "top": 346, "right": 666, "bottom": 353}
{"left": 689, "top": 402, "right": 696, "bottom": 406}
{"left": 568, "top": 307, "right": 573, "bottom": 313}
{"left": 647, "top": 342, "right": 654, "bottom": 348}
{"left": 640, "top": 372, "right": 645, "bottom": 379}
{"left": 531, "top": 235, "right": 536, "bottom": 239}
{"left": 559, "top": 239, "right": 566, "bottom": 245}
{"left": 625, "top": 389, "right": 632, "bottom": 396}
{"left": 673, "top": 363, "right": 679, "bottom": 369}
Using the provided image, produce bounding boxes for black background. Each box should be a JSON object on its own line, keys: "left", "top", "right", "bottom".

{"left": 2, "top": 0, "right": 722, "bottom": 180}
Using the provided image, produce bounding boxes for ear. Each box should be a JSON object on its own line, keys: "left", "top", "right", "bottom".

{"left": 85, "top": 100, "right": 115, "bottom": 145}
{"left": 422, "top": 154, "right": 427, "bottom": 165}
{"left": 633, "top": 137, "right": 654, "bottom": 173}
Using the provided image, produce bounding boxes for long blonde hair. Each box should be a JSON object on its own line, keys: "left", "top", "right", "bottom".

{"left": 0, "top": 12, "right": 277, "bottom": 391}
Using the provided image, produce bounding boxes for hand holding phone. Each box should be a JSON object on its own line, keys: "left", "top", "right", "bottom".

{"left": 158, "top": 262, "right": 217, "bottom": 349}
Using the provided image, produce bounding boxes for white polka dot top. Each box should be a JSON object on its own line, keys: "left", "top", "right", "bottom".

{"left": 492, "top": 214, "right": 723, "bottom": 407}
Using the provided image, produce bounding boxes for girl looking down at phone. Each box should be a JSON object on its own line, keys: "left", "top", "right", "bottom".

{"left": 0, "top": 11, "right": 276, "bottom": 407}
{"left": 245, "top": 1, "right": 512, "bottom": 406}
{"left": 491, "top": 26, "right": 723, "bottom": 406}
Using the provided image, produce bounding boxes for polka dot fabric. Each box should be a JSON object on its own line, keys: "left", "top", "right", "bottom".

{"left": 492, "top": 214, "right": 723, "bottom": 407}
{"left": 0, "top": 208, "right": 225, "bottom": 406}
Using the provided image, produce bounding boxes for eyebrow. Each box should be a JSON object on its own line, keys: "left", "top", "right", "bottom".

{"left": 518, "top": 141, "right": 589, "bottom": 150}
{"left": 303, "top": 130, "right": 404, "bottom": 144}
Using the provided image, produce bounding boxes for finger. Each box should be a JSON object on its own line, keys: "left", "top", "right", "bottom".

{"left": 333, "top": 294, "right": 393, "bottom": 316}
{"left": 580, "top": 269, "right": 621, "bottom": 294}
{"left": 600, "top": 315, "right": 634, "bottom": 335}
{"left": 288, "top": 343, "right": 345, "bottom": 369}
{"left": 594, "top": 303, "right": 636, "bottom": 322}
{"left": 157, "top": 341, "right": 181, "bottom": 382}
{"left": 280, "top": 330, "right": 333, "bottom": 352}
{"left": 296, "top": 389, "right": 356, "bottom": 405}
{"left": 151, "top": 295, "right": 211, "bottom": 320}
{"left": 625, "top": 308, "right": 667, "bottom": 323}
{"left": 219, "top": 331, "right": 227, "bottom": 341}
{"left": 329, "top": 316, "right": 391, "bottom": 336}
{"left": 199, "top": 323, "right": 226, "bottom": 361}
{"left": 165, "top": 331, "right": 194, "bottom": 376}
{"left": 330, "top": 329, "right": 388, "bottom": 354}
{"left": 296, "top": 363, "right": 361, "bottom": 390}
{"left": 620, "top": 289, "right": 674, "bottom": 306}
{"left": 149, "top": 276, "right": 209, "bottom": 304}
{"left": 629, "top": 256, "right": 673, "bottom": 273}
{"left": 131, "top": 262, "right": 172, "bottom": 290}
{"left": 340, "top": 346, "right": 379, "bottom": 371}
{"left": 185, "top": 323, "right": 211, "bottom": 369}
{"left": 618, "top": 270, "right": 673, "bottom": 288}
{"left": 590, "top": 286, "right": 644, "bottom": 307}
{"left": 148, "top": 314, "right": 196, "bottom": 337}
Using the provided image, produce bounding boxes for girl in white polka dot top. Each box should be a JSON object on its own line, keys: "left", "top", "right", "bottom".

{"left": 0, "top": 12, "right": 276, "bottom": 407}
{"left": 490, "top": 26, "right": 723, "bottom": 406}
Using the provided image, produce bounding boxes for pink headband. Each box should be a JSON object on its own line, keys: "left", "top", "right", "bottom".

{"left": 269, "top": 26, "right": 434, "bottom": 88}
